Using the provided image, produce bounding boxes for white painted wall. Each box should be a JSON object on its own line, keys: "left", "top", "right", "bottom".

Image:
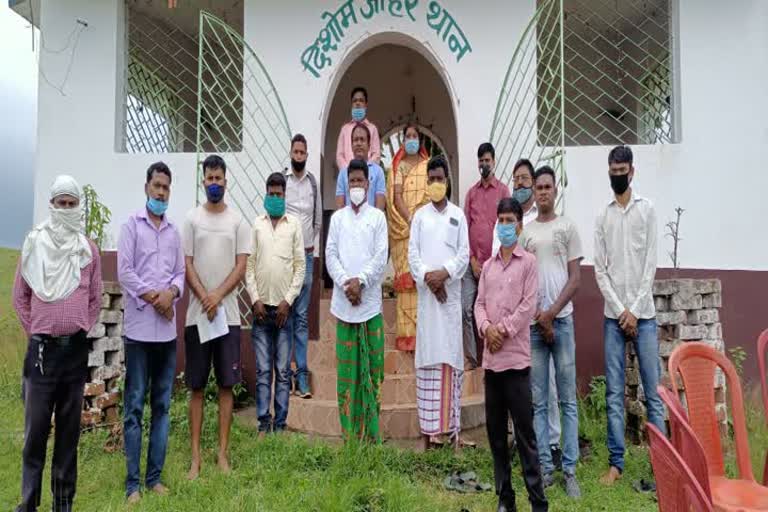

{"left": 31, "top": 0, "right": 768, "bottom": 271}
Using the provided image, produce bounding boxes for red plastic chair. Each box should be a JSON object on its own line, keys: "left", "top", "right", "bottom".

{"left": 669, "top": 342, "right": 768, "bottom": 510}
{"left": 647, "top": 422, "right": 713, "bottom": 512}
{"left": 658, "top": 385, "right": 712, "bottom": 499}
{"left": 758, "top": 329, "right": 768, "bottom": 486}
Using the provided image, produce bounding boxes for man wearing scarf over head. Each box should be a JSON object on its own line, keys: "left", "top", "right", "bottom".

{"left": 13, "top": 175, "right": 103, "bottom": 512}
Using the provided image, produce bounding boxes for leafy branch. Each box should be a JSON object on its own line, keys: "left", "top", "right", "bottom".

{"left": 82, "top": 184, "right": 112, "bottom": 250}
{"left": 665, "top": 207, "right": 684, "bottom": 269}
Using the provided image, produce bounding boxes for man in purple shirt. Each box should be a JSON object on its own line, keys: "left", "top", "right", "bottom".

{"left": 117, "top": 162, "right": 185, "bottom": 504}
{"left": 462, "top": 142, "right": 511, "bottom": 368}
{"left": 475, "top": 198, "right": 547, "bottom": 512}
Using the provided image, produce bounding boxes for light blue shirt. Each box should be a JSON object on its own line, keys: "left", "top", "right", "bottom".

{"left": 335, "top": 162, "right": 386, "bottom": 207}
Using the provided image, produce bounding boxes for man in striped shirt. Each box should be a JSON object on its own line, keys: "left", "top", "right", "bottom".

{"left": 13, "top": 175, "right": 103, "bottom": 512}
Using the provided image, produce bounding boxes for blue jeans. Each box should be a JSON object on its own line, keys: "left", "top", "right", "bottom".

{"left": 123, "top": 339, "right": 177, "bottom": 496}
{"left": 288, "top": 253, "right": 313, "bottom": 392}
{"left": 531, "top": 316, "right": 579, "bottom": 475}
{"left": 252, "top": 307, "right": 292, "bottom": 432}
{"left": 604, "top": 317, "right": 666, "bottom": 471}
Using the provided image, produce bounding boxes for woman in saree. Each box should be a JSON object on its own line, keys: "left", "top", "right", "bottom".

{"left": 387, "top": 123, "right": 430, "bottom": 351}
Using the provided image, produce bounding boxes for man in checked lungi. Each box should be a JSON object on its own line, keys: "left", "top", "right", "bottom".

{"left": 407, "top": 155, "right": 470, "bottom": 452}
{"left": 325, "top": 159, "right": 389, "bottom": 441}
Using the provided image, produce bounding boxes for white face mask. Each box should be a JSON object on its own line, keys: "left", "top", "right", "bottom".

{"left": 349, "top": 187, "right": 366, "bottom": 206}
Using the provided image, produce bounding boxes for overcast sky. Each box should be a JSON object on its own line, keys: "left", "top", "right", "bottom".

{"left": 0, "top": 5, "right": 36, "bottom": 249}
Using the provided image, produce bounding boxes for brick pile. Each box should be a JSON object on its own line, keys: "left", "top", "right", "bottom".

{"left": 625, "top": 278, "right": 726, "bottom": 443}
{"left": 82, "top": 281, "right": 124, "bottom": 427}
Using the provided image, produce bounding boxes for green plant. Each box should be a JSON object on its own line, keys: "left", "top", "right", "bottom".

{"left": 728, "top": 346, "right": 747, "bottom": 376}
{"left": 665, "top": 206, "right": 685, "bottom": 269}
{"left": 82, "top": 184, "right": 112, "bottom": 249}
{"left": 584, "top": 375, "right": 607, "bottom": 420}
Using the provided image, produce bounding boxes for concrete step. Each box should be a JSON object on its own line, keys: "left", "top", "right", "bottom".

{"left": 308, "top": 346, "right": 415, "bottom": 374}
{"left": 305, "top": 368, "right": 484, "bottom": 403}
{"left": 285, "top": 393, "right": 486, "bottom": 439}
{"left": 319, "top": 298, "right": 397, "bottom": 344}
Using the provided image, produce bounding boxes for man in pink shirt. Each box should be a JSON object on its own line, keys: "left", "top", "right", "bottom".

{"left": 475, "top": 197, "right": 547, "bottom": 512}
{"left": 13, "top": 175, "right": 103, "bottom": 512}
{"left": 335, "top": 86, "right": 381, "bottom": 170}
{"left": 462, "top": 142, "right": 511, "bottom": 369}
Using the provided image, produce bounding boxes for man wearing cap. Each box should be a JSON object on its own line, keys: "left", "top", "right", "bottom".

{"left": 13, "top": 175, "right": 103, "bottom": 512}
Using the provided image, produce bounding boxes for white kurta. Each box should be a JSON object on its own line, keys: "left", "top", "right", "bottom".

{"left": 408, "top": 201, "right": 470, "bottom": 370}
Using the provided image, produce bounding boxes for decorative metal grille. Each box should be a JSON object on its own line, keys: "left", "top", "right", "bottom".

{"left": 196, "top": 11, "right": 292, "bottom": 325}
{"left": 122, "top": 6, "right": 202, "bottom": 153}
{"left": 491, "top": 0, "right": 675, "bottom": 210}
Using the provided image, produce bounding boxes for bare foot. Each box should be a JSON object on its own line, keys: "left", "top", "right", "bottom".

{"left": 187, "top": 459, "right": 201, "bottom": 481}
{"left": 126, "top": 491, "right": 141, "bottom": 505}
{"left": 217, "top": 453, "right": 232, "bottom": 474}
{"left": 150, "top": 483, "right": 170, "bottom": 495}
{"left": 599, "top": 466, "right": 622, "bottom": 486}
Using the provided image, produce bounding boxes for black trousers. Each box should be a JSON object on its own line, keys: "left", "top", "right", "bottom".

{"left": 485, "top": 367, "right": 548, "bottom": 512}
{"left": 18, "top": 334, "right": 89, "bottom": 512}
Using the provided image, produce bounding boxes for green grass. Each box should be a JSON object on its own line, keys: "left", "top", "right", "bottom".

{"left": 0, "top": 246, "right": 765, "bottom": 511}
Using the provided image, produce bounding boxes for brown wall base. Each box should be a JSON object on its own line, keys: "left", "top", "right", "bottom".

{"left": 101, "top": 252, "right": 767, "bottom": 393}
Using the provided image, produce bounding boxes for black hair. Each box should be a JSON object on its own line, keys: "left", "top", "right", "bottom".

{"left": 266, "top": 172, "right": 286, "bottom": 191}
{"left": 348, "top": 159, "right": 369, "bottom": 180}
{"left": 351, "top": 86, "right": 368, "bottom": 102}
{"left": 477, "top": 142, "right": 495, "bottom": 160}
{"left": 608, "top": 145, "right": 633, "bottom": 165}
{"left": 402, "top": 121, "right": 421, "bottom": 141}
{"left": 426, "top": 155, "right": 449, "bottom": 178}
{"left": 291, "top": 133, "right": 307, "bottom": 149}
{"left": 533, "top": 165, "right": 556, "bottom": 184}
{"left": 351, "top": 122, "right": 371, "bottom": 144}
{"left": 146, "top": 161, "right": 172, "bottom": 184}
{"left": 513, "top": 158, "right": 534, "bottom": 177}
{"left": 202, "top": 154, "right": 227, "bottom": 176}
{"left": 497, "top": 197, "right": 523, "bottom": 223}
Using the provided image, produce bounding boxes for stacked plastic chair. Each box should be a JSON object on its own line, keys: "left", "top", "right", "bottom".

{"left": 668, "top": 342, "right": 768, "bottom": 510}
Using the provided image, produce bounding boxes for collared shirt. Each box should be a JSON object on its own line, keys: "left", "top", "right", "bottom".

{"left": 325, "top": 203, "right": 388, "bottom": 323}
{"left": 336, "top": 119, "right": 381, "bottom": 170}
{"left": 594, "top": 191, "right": 657, "bottom": 320}
{"left": 474, "top": 245, "right": 538, "bottom": 372}
{"left": 408, "top": 201, "right": 469, "bottom": 370}
{"left": 464, "top": 177, "right": 511, "bottom": 266}
{"left": 118, "top": 208, "right": 186, "bottom": 342}
{"left": 13, "top": 239, "right": 102, "bottom": 337}
{"left": 491, "top": 201, "right": 537, "bottom": 258}
{"left": 285, "top": 170, "right": 322, "bottom": 250}
{"left": 245, "top": 214, "right": 305, "bottom": 307}
{"left": 335, "top": 162, "right": 386, "bottom": 207}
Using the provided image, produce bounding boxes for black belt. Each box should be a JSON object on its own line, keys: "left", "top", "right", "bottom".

{"left": 31, "top": 330, "right": 86, "bottom": 347}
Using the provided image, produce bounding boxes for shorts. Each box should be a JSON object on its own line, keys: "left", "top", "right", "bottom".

{"left": 184, "top": 325, "right": 242, "bottom": 390}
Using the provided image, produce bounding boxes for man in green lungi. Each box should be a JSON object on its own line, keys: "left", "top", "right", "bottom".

{"left": 325, "top": 159, "right": 389, "bottom": 441}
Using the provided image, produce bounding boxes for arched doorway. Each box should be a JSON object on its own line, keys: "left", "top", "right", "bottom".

{"left": 320, "top": 41, "right": 459, "bottom": 210}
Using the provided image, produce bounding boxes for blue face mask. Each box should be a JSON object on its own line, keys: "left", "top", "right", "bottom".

{"left": 496, "top": 223, "right": 519, "bottom": 247}
{"left": 513, "top": 186, "right": 533, "bottom": 204}
{"left": 264, "top": 194, "right": 285, "bottom": 218}
{"left": 146, "top": 197, "right": 168, "bottom": 216}
{"left": 404, "top": 139, "right": 420, "bottom": 156}
{"left": 205, "top": 183, "right": 224, "bottom": 203}
{"left": 351, "top": 107, "right": 366, "bottom": 122}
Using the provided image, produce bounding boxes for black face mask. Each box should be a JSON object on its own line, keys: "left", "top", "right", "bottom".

{"left": 291, "top": 159, "right": 306, "bottom": 172}
{"left": 610, "top": 173, "right": 630, "bottom": 195}
{"left": 479, "top": 164, "right": 492, "bottom": 180}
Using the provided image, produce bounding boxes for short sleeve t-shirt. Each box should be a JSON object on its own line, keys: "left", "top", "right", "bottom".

{"left": 182, "top": 205, "right": 251, "bottom": 327}
{"left": 519, "top": 215, "right": 583, "bottom": 318}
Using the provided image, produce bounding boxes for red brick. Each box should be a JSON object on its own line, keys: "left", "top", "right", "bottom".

{"left": 95, "top": 391, "right": 120, "bottom": 410}
{"left": 84, "top": 381, "right": 105, "bottom": 397}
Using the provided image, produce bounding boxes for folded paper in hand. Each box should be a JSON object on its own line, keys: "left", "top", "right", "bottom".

{"left": 197, "top": 307, "right": 229, "bottom": 343}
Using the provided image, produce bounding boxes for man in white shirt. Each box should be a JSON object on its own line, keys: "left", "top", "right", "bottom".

{"left": 325, "top": 159, "right": 388, "bottom": 442}
{"left": 408, "top": 156, "right": 469, "bottom": 452}
{"left": 285, "top": 134, "right": 322, "bottom": 398}
{"left": 493, "top": 159, "right": 563, "bottom": 470}
{"left": 246, "top": 172, "right": 305, "bottom": 435}
{"left": 520, "top": 166, "right": 583, "bottom": 498}
{"left": 594, "top": 145, "right": 664, "bottom": 485}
